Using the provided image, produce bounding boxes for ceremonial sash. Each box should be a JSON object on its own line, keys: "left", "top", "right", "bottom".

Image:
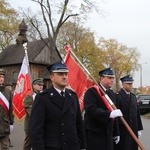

{"left": 0, "top": 92, "right": 9, "bottom": 115}
{"left": 92, "top": 85, "right": 113, "bottom": 112}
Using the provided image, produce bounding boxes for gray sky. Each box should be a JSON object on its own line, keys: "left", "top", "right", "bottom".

{"left": 8, "top": 0, "right": 150, "bottom": 88}
{"left": 86, "top": 0, "right": 150, "bottom": 88}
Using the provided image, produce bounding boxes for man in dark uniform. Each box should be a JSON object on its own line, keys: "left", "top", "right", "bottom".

{"left": 0, "top": 68, "right": 14, "bottom": 149}
{"left": 30, "top": 62, "right": 86, "bottom": 150}
{"left": 23, "top": 78, "right": 44, "bottom": 150}
{"left": 84, "top": 68, "right": 123, "bottom": 150}
{"left": 114, "top": 75, "right": 143, "bottom": 150}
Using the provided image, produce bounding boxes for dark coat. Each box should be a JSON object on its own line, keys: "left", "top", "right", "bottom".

{"left": 84, "top": 87, "right": 119, "bottom": 150}
{"left": 30, "top": 86, "right": 86, "bottom": 150}
{"left": 114, "top": 89, "right": 143, "bottom": 150}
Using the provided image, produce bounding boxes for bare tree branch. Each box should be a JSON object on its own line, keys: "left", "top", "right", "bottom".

{"left": 46, "top": 0, "right": 55, "bottom": 34}
{"left": 31, "top": 0, "right": 53, "bottom": 38}
{"left": 61, "top": 14, "right": 79, "bottom": 26}
{"left": 54, "top": 0, "right": 69, "bottom": 40}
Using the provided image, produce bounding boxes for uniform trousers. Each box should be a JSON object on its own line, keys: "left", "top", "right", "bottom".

{"left": 0, "top": 135, "right": 9, "bottom": 150}
{"left": 23, "top": 133, "right": 31, "bottom": 150}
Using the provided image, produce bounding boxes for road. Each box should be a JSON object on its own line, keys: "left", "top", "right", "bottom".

{"left": 140, "top": 117, "right": 150, "bottom": 150}
{"left": 9, "top": 118, "right": 24, "bottom": 150}
{"left": 9, "top": 116, "right": 150, "bottom": 150}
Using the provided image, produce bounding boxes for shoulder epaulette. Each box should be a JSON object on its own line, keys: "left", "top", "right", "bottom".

{"left": 39, "top": 89, "right": 48, "bottom": 95}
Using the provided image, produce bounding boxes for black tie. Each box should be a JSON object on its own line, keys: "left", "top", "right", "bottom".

{"left": 106, "top": 89, "right": 110, "bottom": 95}
{"left": 61, "top": 91, "right": 65, "bottom": 102}
{"left": 60, "top": 91, "right": 65, "bottom": 107}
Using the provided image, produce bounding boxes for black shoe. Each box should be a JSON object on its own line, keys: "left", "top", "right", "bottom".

{"left": 9, "top": 143, "right": 13, "bottom": 147}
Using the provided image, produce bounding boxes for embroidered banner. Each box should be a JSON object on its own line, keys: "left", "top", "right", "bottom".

{"left": 12, "top": 57, "right": 32, "bottom": 121}
{"left": 64, "top": 45, "right": 94, "bottom": 111}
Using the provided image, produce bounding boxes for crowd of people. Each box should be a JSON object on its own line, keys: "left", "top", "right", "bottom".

{"left": 0, "top": 62, "right": 143, "bottom": 150}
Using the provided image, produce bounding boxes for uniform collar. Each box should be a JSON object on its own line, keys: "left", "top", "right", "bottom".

{"left": 53, "top": 86, "right": 65, "bottom": 95}
{"left": 122, "top": 88, "right": 130, "bottom": 94}
{"left": 100, "top": 83, "right": 110, "bottom": 92}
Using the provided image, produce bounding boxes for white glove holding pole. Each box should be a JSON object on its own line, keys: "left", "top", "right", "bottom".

{"left": 138, "top": 131, "right": 142, "bottom": 138}
{"left": 113, "top": 136, "right": 120, "bottom": 144}
{"left": 109, "top": 109, "right": 123, "bottom": 118}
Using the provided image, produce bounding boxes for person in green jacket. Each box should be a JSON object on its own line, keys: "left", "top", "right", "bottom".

{"left": 23, "top": 78, "right": 44, "bottom": 150}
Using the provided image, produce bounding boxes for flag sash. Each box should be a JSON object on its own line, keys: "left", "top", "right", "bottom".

{"left": 0, "top": 92, "right": 9, "bottom": 114}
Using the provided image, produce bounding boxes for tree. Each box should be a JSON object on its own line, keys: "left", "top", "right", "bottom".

{"left": 57, "top": 20, "right": 141, "bottom": 88}
{"left": 22, "top": 0, "right": 102, "bottom": 60}
{"left": 97, "top": 38, "right": 140, "bottom": 91}
{"left": 20, "top": 0, "right": 141, "bottom": 91}
{"left": 57, "top": 19, "right": 104, "bottom": 81}
{"left": 0, "top": 0, "right": 20, "bottom": 51}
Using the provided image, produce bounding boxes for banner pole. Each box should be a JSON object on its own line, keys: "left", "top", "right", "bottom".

{"left": 23, "top": 43, "right": 29, "bottom": 66}
{"left": 64, "top": 44, "right": 145, "bottom": 150}
{"left": 23, "top": 42, "right": 33, "bottom": 92}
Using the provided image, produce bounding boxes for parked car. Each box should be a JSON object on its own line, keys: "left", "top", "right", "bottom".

{"left": 137, "top": 94, "right": 150, "bottom": 114}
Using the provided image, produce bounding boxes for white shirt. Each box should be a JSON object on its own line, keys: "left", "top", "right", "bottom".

{"left": 54, "top": 87, "right": 65, "bottom": 96}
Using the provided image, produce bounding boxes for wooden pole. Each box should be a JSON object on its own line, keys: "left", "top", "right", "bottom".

{"left": 65, "top": 45, "right": 145, "bottom": 150}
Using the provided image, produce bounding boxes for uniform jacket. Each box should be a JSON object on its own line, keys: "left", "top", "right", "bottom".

{"left": 0, "top": 86, "right": 14, "bottom": 137}
{"left": 84, "top": 87, "right": 119, "bottom": 150}
{"left": 114, "top": 89, "right": 143, "bottom": 150}
{"left": 30, "top": 86, "right": 86, "bottom": 150}
{"left": 23, "top": 94, "right": 33, "bottom": 133}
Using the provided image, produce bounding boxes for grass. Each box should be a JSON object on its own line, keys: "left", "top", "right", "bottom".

{"left": 144, "top": 113, "right": 150, "bottom": 117}
{"left": 141, "top": 112, "right": 150, "bottom": 119}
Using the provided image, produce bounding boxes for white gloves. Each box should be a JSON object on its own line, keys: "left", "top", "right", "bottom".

{"left": 109, "top": 109, "right": 123, "bottom": 118}
{"left": 138, "top": 131, "right": 142, "bottom": 138}
{"left": 10, "top": 125, "right": 14, "bottom": 132}
{"left": 113, "top": 136, "right": 120, "bottom": 144}
{"left": 32, "top": 94, "right": 36, "bottom": 100}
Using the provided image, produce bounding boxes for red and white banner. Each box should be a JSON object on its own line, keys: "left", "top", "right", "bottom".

{"left": 12, "top": 57, "right": 32, "bottom": 121}
{"left": 64, "top": 45, "right": 94, "bottom": 111}
{"left": 0, "top": 92, "right": 9, "bottom": 114}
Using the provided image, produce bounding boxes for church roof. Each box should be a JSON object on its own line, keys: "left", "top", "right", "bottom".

{"left": 0, "top": 38, "right": 62, "bottom": 66}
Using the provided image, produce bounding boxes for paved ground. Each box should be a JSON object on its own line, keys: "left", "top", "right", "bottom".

{"left": 139, "top": 117, "right": 150, "bottom": 150}
{"left": 9, "top": 118, "right": 24, "bottom": 150}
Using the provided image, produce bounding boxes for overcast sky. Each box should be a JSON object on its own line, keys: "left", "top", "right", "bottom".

{"left": 8, "top": 0, "right": 150, "bottom": 88}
